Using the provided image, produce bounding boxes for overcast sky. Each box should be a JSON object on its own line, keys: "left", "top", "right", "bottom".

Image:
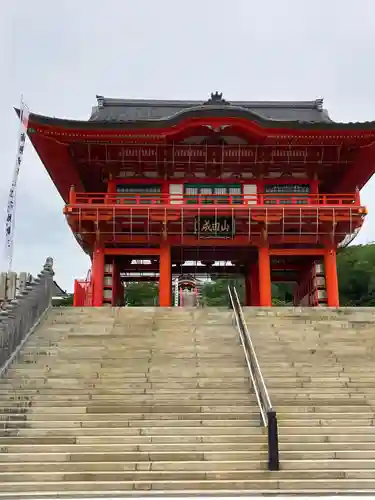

{"left": 1, "top": 0, "right": 375, "bottom": 291}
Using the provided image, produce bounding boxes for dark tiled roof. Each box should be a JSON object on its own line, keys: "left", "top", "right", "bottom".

{"left": 52, "top": 281, "right": 67, "bottom": 297}
{"left": 19, "top": 93, "right": 375, "bottom": 132}
{"left": 89, "top": 94, "right": 332, "bottom": 124}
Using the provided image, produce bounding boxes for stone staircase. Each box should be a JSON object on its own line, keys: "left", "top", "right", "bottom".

{"left": 1, "top": 306, "right": 375, "bottom": 496}
{"left": 242, "top": 307, "right": 375, "bottom": 494}
{"left": 0, "top": 307, "right": 265, "bottom": 497}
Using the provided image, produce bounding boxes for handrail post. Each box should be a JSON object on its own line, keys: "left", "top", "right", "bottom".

{"left": 267, "top": 410, "right": 280, "bottom": 471}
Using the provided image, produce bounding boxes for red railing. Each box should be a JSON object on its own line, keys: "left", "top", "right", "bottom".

{"left": 69, "top": 191, "right": 361, "bottom": 207}
{"left": 73, "top": 269, "right": 93, "bottom": 306}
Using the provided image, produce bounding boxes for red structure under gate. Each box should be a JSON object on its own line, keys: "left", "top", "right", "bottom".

{"left": 21, "top": 92, "right": 373, "bottom": 307}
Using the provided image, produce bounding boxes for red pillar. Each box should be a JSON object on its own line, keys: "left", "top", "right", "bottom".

{"left": 324, "top": 248, "right": 339, "bottom": 307}
{"left": 92, "top": 246, "right": 105, "bottom": 307}
{"left": 258, "top": 247, "right": 272, "bottom": 307}
{"left": 73, "top": 280, "right": 80, "bottom": 307}
{"left": 159, "top": 242, "right": 172, "bottom": 307}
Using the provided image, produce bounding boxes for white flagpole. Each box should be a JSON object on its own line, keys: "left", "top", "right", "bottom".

{"left": 4, "top": 96, "right": 30, "bottom": 272}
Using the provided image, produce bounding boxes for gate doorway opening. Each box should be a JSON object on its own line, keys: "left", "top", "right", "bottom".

{"left": 270, "top": 255, "right": 326, "bottom": 307}
{"left": 87, "top": 245, "right": 332, "bottom": 308}
{"left": 121, "top": 257, "right": 159, "bottom": 307}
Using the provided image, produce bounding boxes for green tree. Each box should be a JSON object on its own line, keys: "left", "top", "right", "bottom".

{"left": 337, "top": 244, "right": 375, "bottom": 306}
{"left": 272, "top": 283, "right": 293, "bottom": 305}
{"left": 201, "top": 278, "right": 244, "bottom": 306}
{"left": 125, "top": 282, "right": 158, "bottom": 306}
{"left": 56, "top": 294, "right": 74, "bottom": 306}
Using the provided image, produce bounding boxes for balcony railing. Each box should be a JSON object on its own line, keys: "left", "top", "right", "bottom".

{"left": 69, "top": 191, "right": 361, "bottom": 207}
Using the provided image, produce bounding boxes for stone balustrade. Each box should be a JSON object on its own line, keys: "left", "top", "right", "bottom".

{"left": 0, "top": 257, "right": 54, "bottom": 377}
{"left": 0, "top": 270, "right": 34, "bottom": 308}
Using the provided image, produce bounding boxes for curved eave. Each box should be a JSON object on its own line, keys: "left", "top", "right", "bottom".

{"left": 16, "top": 107, "right": 375, "bottom": 134}
{"left": 15, "top": 108, "right": 85, "bottom": 202}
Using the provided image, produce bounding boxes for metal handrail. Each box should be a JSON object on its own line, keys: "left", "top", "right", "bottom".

{"left": 228, "top": 284, "right": 279, "bottom": 471}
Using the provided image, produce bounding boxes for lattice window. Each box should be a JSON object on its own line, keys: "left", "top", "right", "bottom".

{"left": 264, "top": 184, "right": 310, "bottom": 205}
{"left": 116, "top": 184, "right": 161, "bottom": 193}
{"left": 184, "top": 184, "right": 242, "bottom": 204}
{"left": 116, "top": 184, "right": 161, "bottom": 204}
{"left": 185, "top": 187, "right": 198, "bottom": 195}
{"left": 228, "top": 186, "right": 242, "bottom": 204}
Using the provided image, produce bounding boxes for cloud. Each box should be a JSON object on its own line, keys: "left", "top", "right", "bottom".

{"left": 1, "top": 0, "right": 375, "bottom": 290}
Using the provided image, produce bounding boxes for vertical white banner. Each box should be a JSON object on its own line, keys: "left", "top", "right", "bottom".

{"left": 4, "top": 99, "right": 30, "bottom": 271}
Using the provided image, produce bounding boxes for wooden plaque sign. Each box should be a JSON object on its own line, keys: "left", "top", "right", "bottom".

{"left": 194, "top": 216, "right": 235, "bottom": 238}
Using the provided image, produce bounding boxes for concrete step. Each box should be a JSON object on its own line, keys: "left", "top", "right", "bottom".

{"left": 0, "top": 383, "right": 252, "bottom": 393}
{"left": 0, "top": 404, "right": 260, "bottom": 414}
{"left": 0, "top": 418, "right": 263, "bottom": 428}
{"left": 17, "top": 354, "right": 247, "bottom": 362}
{"left": 0, "top": 382, "right": 254, "bottom": 394}
{"left": 6, "top": 428, "right": 375, "bottom": 441}
{"left": 0, "top": 424, "right": 265, "bottom": 434}
{"left": 0, "top": 434, "right": 267, "bottom": 444}
{"left": 0, "top": 460, "right": 268, "bottom": 473}
{"left": 0, "top": 410, "right": 258, "bottom": 420}
{"left": 1, "top": 413, "right": 374, "bottom": 428}
{"left": 3, "top": 450, "right": 375, "bottom": 463}
{"left": 1, "top": 441, "right": 375, "bottom": 454}
{"left": 5, "top": 369, "right": 250, "bottom": 378}
{"left": 3, "top": 469, "right": 375, "bottom": 483}
{"left": 0, "top": 398, "right": 372, "bottom": 412}
{"left": 1, "top": 459, "right": 375, "bottom": 474}
{"left": 3, "top": 425, "right": 375, "bottom": 437}
{"left": 2, "top": 478, "right": 375, "bottom": 494}
{"left": 0, "top": 389, "right": 254, "bottom": 401}
{"left": 0, "top": 376, "right": 252, "bottom": 385}
{"left": 0, "top": 400, "right": 258, "bottom": 411}
{"left": 0, "top": 400, "right": 257, "bottom": 410}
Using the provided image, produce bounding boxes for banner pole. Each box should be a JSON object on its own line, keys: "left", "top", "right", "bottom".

{"left": 4, "top": 96, "right": 30, "bottom": 272}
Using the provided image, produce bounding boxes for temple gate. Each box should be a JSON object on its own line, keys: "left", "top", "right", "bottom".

{"left": 22, "top": 92, "right": 371, "bottom": 307}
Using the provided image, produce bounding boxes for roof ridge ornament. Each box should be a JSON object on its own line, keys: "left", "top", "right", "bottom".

{"left": 204, "top": 92, "right": 230, "bottom": 106}
{"left": 96, "top": 95, "right": 105, "bottom": 109}
{"left": 315, "top": 98, "right": 324, "bottom": 111}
